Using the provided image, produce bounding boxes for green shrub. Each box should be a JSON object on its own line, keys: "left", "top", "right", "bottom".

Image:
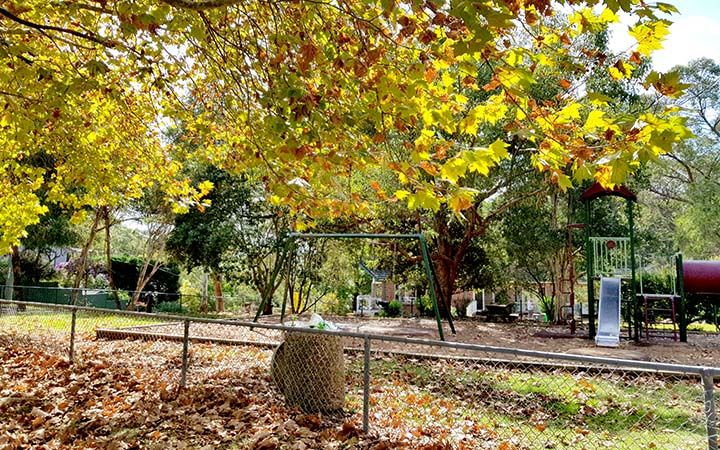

{"left": 418, "top": 293, "right": 434, "bottom": 316}
{"left": 317, "top": 292, "right": 352, "bottom": 316}
{"left": 155, "top": 301, "right": 186, "bottom": 314}
{"left": 539, "top": 296, "right": 555, "bottom": 322}
{"left": 384, "top": 300, "right": 402, "bottom": 318}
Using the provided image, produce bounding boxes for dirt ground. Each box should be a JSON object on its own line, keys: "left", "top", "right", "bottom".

{"left": 259, "top": 315, "right": 720, "bottom": 367}
{"left": 108, "top": 313, "right": 720, "bottom": 368}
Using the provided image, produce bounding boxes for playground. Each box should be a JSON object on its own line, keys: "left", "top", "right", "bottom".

{"left": 266, "top": 315, "right": 720, "bottom": 366}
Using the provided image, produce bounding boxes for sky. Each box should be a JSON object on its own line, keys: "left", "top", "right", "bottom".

{"left": 609, "top": 0, "right": 720, "bottom": 71}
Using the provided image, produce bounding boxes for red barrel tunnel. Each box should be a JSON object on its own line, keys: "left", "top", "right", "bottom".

{"left": 683, "top": 260, "right": 720, "bottom": 294}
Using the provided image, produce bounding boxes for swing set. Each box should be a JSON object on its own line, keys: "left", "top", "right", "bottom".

{"left": 253, "top": 233, "right": 456, "bottom": 340}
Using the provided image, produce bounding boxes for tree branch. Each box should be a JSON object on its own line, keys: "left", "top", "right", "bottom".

{"left": 0, "top": 7, "right": 114, "bottom": 48}
{"left": 160, "top": 0, "right": 243, "bottom": 10}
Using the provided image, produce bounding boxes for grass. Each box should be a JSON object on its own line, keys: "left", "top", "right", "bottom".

{"left": 346, "top": 356, "right": 708, "bottom": 449}
{"left": 652, "top": 322, "right": 719, "bottom": 333}
{"left": 1, "top": 310, "right": 712, "bottom": 449}
{"left": 0, "top": 309, "right": 165, "bottom": 335}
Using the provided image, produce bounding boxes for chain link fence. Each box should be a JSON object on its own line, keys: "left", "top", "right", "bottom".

{"left": 0, "top": 284, "right": 261, "bottom": 315}
{"left": 0, "top": 299, "right": 718, "bottom": 449}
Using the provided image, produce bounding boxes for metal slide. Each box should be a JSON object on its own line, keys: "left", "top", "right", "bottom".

{"left": 596, "top": 277, "right": 622, "bottom": 347}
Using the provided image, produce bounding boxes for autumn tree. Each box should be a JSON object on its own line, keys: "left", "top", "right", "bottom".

{"left": 1, "top": 1, "right": 691, "bottom": 285}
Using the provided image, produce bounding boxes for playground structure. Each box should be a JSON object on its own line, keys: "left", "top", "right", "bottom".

{"left": 582, "top": 182, "right": 720, "bottom": 344}
{"left": 244, "top": 196, "right": 717, "bottom": 346}
{"left": 582, "top": 183, "right": 639, "bottom": 345}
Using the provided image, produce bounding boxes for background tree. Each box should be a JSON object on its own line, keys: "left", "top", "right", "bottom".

{"left": 167, "top": 167, "right": 252, "bottom": 313}
{"left": 643, "top": 58, "right": 720, "bottom": 259}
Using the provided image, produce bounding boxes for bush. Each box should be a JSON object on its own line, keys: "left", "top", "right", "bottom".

{"left": 384, "top": 300, "right": 402, "bottom": 318}
{"left": 316, "top": 292, "right": 352, "bottom": 316}
{"left": 155, "top": 301, "right": 186, "bottom": 314}
{"left": 539, "top": 296, "right": 555, "bottom": 322}
{"left": 418, "top": 293, "right": 435, "bottom": 316}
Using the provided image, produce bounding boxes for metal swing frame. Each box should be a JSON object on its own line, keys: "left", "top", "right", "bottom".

{"left": 253, "top": 232, "right": 455, "bottom": 340}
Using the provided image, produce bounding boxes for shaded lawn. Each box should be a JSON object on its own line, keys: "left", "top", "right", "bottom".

{"left": 0, "top": 310, "right": 165, "bottom": 336}
{"left": 346, "top": 355, "right": 708, "bottom": 450}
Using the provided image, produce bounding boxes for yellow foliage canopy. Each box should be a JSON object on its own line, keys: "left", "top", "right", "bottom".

{"left": 0, "top": 0, "right": 690, "bottom": 248}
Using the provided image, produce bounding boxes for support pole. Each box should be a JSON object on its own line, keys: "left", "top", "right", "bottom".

{"left": 628, "top": 200, "right": 640, "bottom": 343}
{"left": 69, "top": 308, "right": 77, "bottom": 364}
{"left": 180, "top": 319, "right": 190, "bottom": 388}
{"left": 676, "top": 253, "right": 688, "bottom": 343}
{"left": 418, "top": 235, "right": 446, "bottom": 340}
{"left": 280, "top": 239, "right": 294, "bottom": 323}
{"left": 702, "top": 369, "right": 718, "bottom": 450}
{"left": 362, "top": 336, "right": 371, "bottom": 433}
{"left": 585, "top": 201, "right": 596, "bottom": 339}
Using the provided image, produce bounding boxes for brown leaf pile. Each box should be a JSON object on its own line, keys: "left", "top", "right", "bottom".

{"left": 0, "top": 336, "right": 408, "bottom": 450}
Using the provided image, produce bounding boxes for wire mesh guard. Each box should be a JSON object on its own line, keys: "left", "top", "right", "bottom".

{"left": 0, "top": 300, "right": 717, "bottom": 449}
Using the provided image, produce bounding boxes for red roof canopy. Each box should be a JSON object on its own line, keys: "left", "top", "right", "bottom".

{"left": 580, "top": 182, "right": 637, "bottom": 202}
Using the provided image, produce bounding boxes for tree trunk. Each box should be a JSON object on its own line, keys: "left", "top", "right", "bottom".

{"left": 262, "top": 291, "right": 273, "bottom": 315}
{"left": 72, "top": 210, "right": 102, "bottom": 305}
{"left": 132, "top": 260, "right": 160, "bottom": 311}
{"left": 102, "top": 207, "right": 121, "bottom": 309}
{"left": 212, "top": 271, "right": 224, "bottom": 312}
{"left": 433, "top": 256, "right": 458, "bottom": 318}
{"left": 431, "top": 210, "right": 462, "bottom": 319}
{"left": 200, "top": 271, "right": 209, "bottom": 314}
{"left": 10, "top": 246, "right": 21, "bottom": 301}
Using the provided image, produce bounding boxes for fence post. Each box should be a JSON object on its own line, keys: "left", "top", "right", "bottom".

{"left": 363, "top": 336, "right": 371, "bottom": 433}
{"left": 69, "top": 308, "right": 77, "bottom": 364}
{"left": 180, "top": 319, "right": 190, "bottom": 388}
{"left": 703, "top": 369, "right": 718, "bottom": 450}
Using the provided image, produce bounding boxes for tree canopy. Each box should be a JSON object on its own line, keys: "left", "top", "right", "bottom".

{"left": 1, "top": 0, "right": 691, "bottom": 251}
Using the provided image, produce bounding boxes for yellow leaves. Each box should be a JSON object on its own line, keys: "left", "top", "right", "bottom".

{"left": 197, "top": 180, "right": 214, "bottom": 195}
{"left": 440, "top": 139, "right": 510, "bottom": 184}
{"left": 489, "top": 139, "right": 509, "bottom": 160}
{"left": 441, "top": 72, "right": 455, "bottom": 88}
{"left": 556, "top": 102, "right": 582, "bottom": 123}
{"left": 608, "top": 60, "right": 633, "bottom": 80}
{"left": 461, "top": 94, "right": 509, "bottom": 134}
{"left": 448, "top": 187, "right": 477, "bottom": 213}
{"left": 586, "top": 92, "right": 613, "bottom": 106}
{"left": 643, "top": 70, "right": 691, "bottom": 98}
{"left": 569, "top": 7, "right": 619, "bottom": 34}
{"left": 440, "top": 157, "right": 467, "bottom": 184}
{"left": 458, "top": 113, "right": 480, "bottom": 136}
{"left": 414, "top": 129, "right": 435, "bottom": 153}
{"left": 407, "top": 189, "right": 441, "bottom": 211}
{"left": 0, "top": 0, "right": 695, "bottom": 235}
{"left": 629, "top": 20, "right": 670, "bottom": 57}
{"left": 505, "top": 49, "right": 524, "bottom": 67}
{"left": 598, "top": 7, "right": 620, "bottom": 24}
{"left": 555, "top": 172, "right": 573, "bottom": 191}
{"left": 0, "top": 168, "right": 49, "bottom": 251}
{"left": 394, "top": 190, "right": 411, "bottom": 201}
{"left": 269, "top": 195, "right": 283, "bottom": 206}
{"left": 583, "top": 110, "right": 608, "bottom": 132}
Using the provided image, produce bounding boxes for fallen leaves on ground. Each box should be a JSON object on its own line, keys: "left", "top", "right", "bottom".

{"left": 0, "top": 336, "right": 394, "bottom": 449}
